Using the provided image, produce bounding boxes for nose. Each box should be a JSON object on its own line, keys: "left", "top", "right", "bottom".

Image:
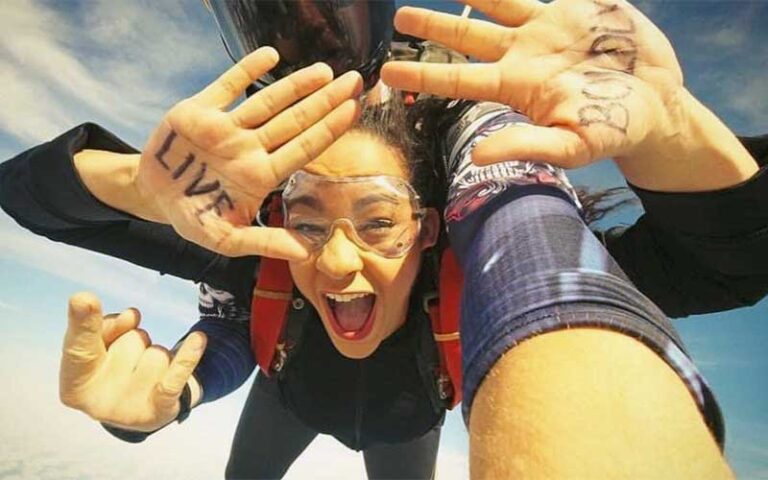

{"left": 315, "top": 227, "right": 364, "bottom": 280}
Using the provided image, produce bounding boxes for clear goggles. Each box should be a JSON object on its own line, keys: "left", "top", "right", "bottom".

{"left": 281, "top": 171, "right": 425, "bottom": 258}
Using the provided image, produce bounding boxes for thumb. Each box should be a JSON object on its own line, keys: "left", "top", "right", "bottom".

{"left": 63, "top": 292, "right": 107, "bottom": 366}
{"left": 154, "top": 332, "right": 207, "bottom": 410}
{"left": 216, "top": 226, "right": 311, "bottom": 261}
{"left": 472, "top": 124, "right": 591, "bottom": 169}
{"left": 61, "top": 292, "right": 107, "bottom": 403}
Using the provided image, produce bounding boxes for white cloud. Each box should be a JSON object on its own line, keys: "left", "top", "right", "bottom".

{"left": 0, "top": 0, "right": 228, "bottom": 147}
{"left": 0, "top": 300, "right": 22, "bottom": 313}
{"left": 707, "top": 25, "right": 748, "bottom": 49}
{"left": 0, "top": 341, "right": 468, "bottom": 480}
{"left": 0, "top": 210, "right": 198, "bottom": 326}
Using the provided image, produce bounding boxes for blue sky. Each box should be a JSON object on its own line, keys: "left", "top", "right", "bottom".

{"left": 0, "top": 0, "right": 766, "bottom": 478}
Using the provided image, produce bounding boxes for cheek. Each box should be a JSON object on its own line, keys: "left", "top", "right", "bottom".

{"left": 369, "top": 252, "right": 422, "bottom": 299}
{"left": 288, "top": 261, "right": 316, "bottom": 302}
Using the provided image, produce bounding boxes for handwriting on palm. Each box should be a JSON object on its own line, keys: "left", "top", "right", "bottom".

{"left": 137, "top": 47, "right": 363, "bottom": 260}
{"left": 381, "top": 0, "right": 684, "bottom": 168}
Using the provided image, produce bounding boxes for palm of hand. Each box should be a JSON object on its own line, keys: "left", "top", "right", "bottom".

{"left": 382, "top": 0, "right": 686, "bottom": 167}
{"left": 138, "top": 101, "right": 274, "bottom": 254}
{"left": 60, "top": 293, "right": 206, "bottom": 432}
{"left": 132, "top": 47, "right": 362, "bottom": 260}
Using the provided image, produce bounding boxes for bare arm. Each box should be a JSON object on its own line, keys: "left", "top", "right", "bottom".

{"left": 73, "top": 149, "right": 166, "bottom": 222}
{"left": 469, "top": 329, "right": 732, "bottom": 479}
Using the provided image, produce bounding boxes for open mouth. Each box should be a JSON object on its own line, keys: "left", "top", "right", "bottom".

{"left": 324, "top": 292, "right": 377, "bottom": 340}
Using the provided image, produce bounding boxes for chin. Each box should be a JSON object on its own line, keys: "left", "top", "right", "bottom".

{"left": 331, "top": 337, "right": 381, "bottom": 359}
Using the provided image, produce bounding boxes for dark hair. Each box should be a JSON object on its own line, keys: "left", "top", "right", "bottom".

{"left": 351, "top": 94, "right": 637, "bottom": 234}
{"left": 350, "top": 93, "right": 446, "bottom": 213}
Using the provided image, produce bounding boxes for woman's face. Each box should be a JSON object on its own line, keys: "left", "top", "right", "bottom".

{"left": 287, "top": 131, "right": 439, "bottom": 359}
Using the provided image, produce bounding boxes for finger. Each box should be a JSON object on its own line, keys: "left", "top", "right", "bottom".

{"left": 102, "top": 308, "right": 141, "bottom": 346}
{"left": 381, "top": 62, "right": 502, "bottom": 102}
{"left": 255, "top": 70, "right": 364, "bottom": 153}
{"left": 204, "top": 225, "right": 313, "bottom": 260}
{"left": 463, "top": 0, "right": 543, "bottom": 27}
{"left": 266, "top": 97, "right": 361, "bottom": 183}
{"left": 231, "top": 63, "right": 334, "bottom": 129}
{"left": 155, "top": 332, "right": 207, "bottom": 408}
{"left": 393, "top": 7, "right": 513, "bottom": 61}
{"left": 133, "top": 345, "right": 171, "bottom": 385}
{"left": 472, "top": 124, "right": 591, "bottom": 168}
{"left": 105, "top": 328, "right": 152, "bottom": 377}
{"left": 64, "top": 292, "right": 107, "bottom": 364}
{"left": 192, "top": 47, "right": 280, "bottom": 109}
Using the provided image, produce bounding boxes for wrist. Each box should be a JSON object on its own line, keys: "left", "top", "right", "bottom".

{"left": 73, "top": 150, "right": 167, "bottom": 223}
{"left": 617, "top": 88, "right": 758, "bottom": 193}
{"left": 187, "top": 374, "right": 203, "bottom": 409}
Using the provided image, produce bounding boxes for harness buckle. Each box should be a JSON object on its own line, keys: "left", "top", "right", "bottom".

{"left": 272, "top": 342, "right": 288, "bottom": 372}
{"left": 436, "top": 373, "right": 454, "bottom": 401}
{"left": 421, "top": 291, "right": 439, "bottom": 314}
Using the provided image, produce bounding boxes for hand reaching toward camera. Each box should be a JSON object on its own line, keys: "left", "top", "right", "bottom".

{"left": 135, "top": 47, "right": 363, "bottom": 260}
{"left": 381, "top": 0, "right": 757, "bottom": 192}
{"left": 59, "top": 292, "right": 206, "bottom": 432}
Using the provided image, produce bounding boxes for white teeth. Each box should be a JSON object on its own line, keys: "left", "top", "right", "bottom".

{"left": 325, "top": 292, "right": 371, "bottom": 303}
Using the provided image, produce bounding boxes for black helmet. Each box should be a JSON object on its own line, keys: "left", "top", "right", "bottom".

{"left": 205, "top": 0, "right": 395, "bottom": 91}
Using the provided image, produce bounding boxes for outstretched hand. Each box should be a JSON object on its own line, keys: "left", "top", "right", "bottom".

{"left": 381, "top": 0, "right": 687, "bottom": 173}
{"left": 137, "top": 47, "right": 363, "bottom": 260}
{"left": 59, "top": 293, "right": 206, "bottom": 432}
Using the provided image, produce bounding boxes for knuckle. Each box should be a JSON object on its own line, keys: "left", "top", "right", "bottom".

{"left": 219, "top": 77, "right": 241, "bottom": 98}
{"left": 455, "top": 18, "right": 470, "bottom": 47}
{"left": 256, "top": 126, "right": 276, "bottom": 149}
{"left": 213, "top": 232, "right": 237, "bottom": 257}
{"left": 135, "top": 328, "right": 151, "bottom": 344}
{"left": 318, "top": 120, "right": 338, "bottom": 144}
{"left": 261, "top": 90, "right": 279, "bottom": 117}
{"left": 154, "top": 380, "right": 176, "bottom": 402}
{"left": 501, "top": 30, "right": 516, "bottom": 51}
{"left": 448, "top": 69, "right": 460, "bottom": 98}
{"left": 291, "top": 104, "right": 312, "bottom": 129}
{"left": 289, "top": 75, "right": 304, "bottom": 100}
{"left": 175, "top": 356, "right": 198, "bottom": 372}
{"left": 298, "top": 134, "right": 316, "bottom": 159}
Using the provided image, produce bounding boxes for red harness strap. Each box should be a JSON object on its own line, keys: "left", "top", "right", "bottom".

{"left": 427, "top": 249, "right": 464, "bottom": 408}
{"left": 250, "top": 196, "right": 294, "bottom": 375}
{"left": 250, "top": 195, "right": 465, "bottom": 406}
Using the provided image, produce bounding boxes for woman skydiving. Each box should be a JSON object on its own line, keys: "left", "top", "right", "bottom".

{"left": 1, "top": 0, "right": 766, "bottom": 478}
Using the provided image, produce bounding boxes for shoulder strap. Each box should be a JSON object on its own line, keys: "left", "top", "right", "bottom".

{"left": 425, "top": 248, "right": 464, "bottom": 408}
{"left": 250, "top": 195, "right": 294, "bottom": 376}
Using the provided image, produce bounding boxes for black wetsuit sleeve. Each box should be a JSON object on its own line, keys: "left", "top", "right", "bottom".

{"left": 606, "top": 135, "right": 768, "bottom": 318}
{"left": 0, "top": 123, "right": 257, "bottom": 298}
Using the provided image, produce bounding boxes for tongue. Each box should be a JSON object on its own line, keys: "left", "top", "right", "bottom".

{"left": 332, "top": 295, "right": 375, "bottom": 332}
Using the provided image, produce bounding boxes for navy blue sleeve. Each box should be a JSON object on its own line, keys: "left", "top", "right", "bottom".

{"left": 188, "top": 283, "right": 256, "bottom": 404}
{"left": 0, "top": 123, "right": 258, "bottom": 299}
{"left": 606, "top": 135, "right": 768, "bottom": 317}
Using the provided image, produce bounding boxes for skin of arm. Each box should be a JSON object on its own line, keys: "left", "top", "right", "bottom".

{"left": 73, "top": 149, "right": 167, "bottom": 223}
{"left": 616, "top": 88, "right": 759, "bottom": 193}
{"left": 469, "top": 329, "right": 733, "bottom": 479}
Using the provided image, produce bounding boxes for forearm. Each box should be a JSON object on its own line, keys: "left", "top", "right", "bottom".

{"left": 73, "top": 149, "right": 166, "bottom": 223}
{"left": 469, "top": 329, "right": 732, "bottom": 479}
{"left": 606, "top": 133, "right": 768, "bottom": 316}
{"left": 189, "top": 283, "right": 256, "bottom": 404}
{"left": 446, "top": 185, "right": 727, "bottom": 472}
{"left": 618, "top": 88, "right": 758, "bottom": 192}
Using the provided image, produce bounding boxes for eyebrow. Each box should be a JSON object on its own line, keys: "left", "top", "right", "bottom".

{"left": 284, "top": 194, "right": 325, "bottom": 213}
{"left": 353, "top": 193, "right": 401, "bottom": 211}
